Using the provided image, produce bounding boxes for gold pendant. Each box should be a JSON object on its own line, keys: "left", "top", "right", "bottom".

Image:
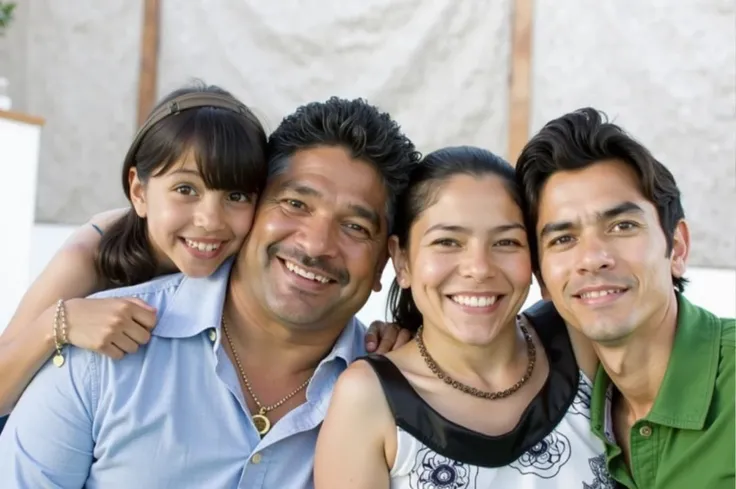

{"left": 252, "top": 409, "right": 271, "bottom": 436}
{"left": 52, "top": 353, "right": 65, "bottom": 367}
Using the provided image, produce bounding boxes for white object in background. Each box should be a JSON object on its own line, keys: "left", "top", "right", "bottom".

{"left": 0, "top": 110, "right": 44, "bottom": 330}
{"left": 0, "top": 77, "right": 11, "bottom": 111}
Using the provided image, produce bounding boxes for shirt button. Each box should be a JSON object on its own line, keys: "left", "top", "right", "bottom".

{"left": 251, "top": 453, "right": 262, "bottom": 464}
{"left": 639, "top": 425, "right": 653, "bottom": 437}
{"left": 208, "top": 329, "right": 217, "bottom": 342}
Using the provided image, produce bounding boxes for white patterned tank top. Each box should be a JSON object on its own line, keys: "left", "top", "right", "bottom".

{"left": 361, "top": 310, "right": 616, "bottom": 489}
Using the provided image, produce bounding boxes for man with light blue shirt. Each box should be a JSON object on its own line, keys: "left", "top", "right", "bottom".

{"left": 0, "top": 97, "right": 421, "bottom": 488}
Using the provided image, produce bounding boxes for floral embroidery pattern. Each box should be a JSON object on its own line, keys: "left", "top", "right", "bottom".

{"left": 583, "top": 454, "right": 616, "bottom": 489}
{"left": 409, "top": 447, "right": 478, "bottom": 488}
{"left": 509, "top": 430, "right": 571, "bottom": 478}
{"left": 570, "top": 374, "right": 593, "bottom": 419}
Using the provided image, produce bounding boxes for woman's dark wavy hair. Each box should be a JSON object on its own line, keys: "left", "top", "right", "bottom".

{"left": 266, "top": 96, "right": 422, "bottom": 234}
{"left": 387, "top": 146, "right": 521, "bottom": 333}
{"left": 96, "top": 82, "right": 268, "bottom": 286}
{"left": 515, "top": 107, "right": 687, "bottom": 292}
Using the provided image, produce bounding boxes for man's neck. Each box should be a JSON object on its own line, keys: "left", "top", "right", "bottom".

{"left": 594, "top": 293, "right": 679, "bottom": 420}
{"left": 225, "top": 268, "right": 348, "bottom": 378}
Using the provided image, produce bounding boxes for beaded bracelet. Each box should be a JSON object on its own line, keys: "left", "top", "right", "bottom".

{"left": 52, "top": 299, "right": 69, "bottom": 367}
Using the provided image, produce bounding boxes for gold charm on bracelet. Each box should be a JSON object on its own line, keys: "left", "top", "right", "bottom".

{"left": 53, "top": 353, "right": 65, "bottom": 367}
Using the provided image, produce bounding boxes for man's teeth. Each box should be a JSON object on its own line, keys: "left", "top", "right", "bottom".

{"left": 185, "top": 239, "right": 221, "bottom": 252}
{"left": 450, "top": 295, "right": 497, "bottom": 308}
{"left": 285, "top": 261, "right": 330, "bottom": 284}
{"left": 580, "top": 289, "right": 624, "bottom": 299}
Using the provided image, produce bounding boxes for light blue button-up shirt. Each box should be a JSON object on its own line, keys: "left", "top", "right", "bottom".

{"left": 0, "top": 260, "right": 367, "bottom": 488}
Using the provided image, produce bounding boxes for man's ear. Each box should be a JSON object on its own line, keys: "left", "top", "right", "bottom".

{"left": 129, "top": 168, "right": 147, "bottom": 218}
{"left": 670, "top": 219, "right": 690, "bottom": 280}
{"left": 388, "top": 236, "right": 411, "bottom": 289}
{"left": 372, "top": 251, "right": 389, "bottom": 293}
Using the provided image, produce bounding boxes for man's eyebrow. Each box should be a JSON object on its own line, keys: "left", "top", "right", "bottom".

{"left": 598, "top": 201, "right": 645, "bottom": 220}
{"left": 539, "top": 201, "right": 645, "bottom": 239}
{"left": 348, "top": 204, "right": 381, "bottom": 230}
{"left": 277, "top": 180, "right": 322, "bottom": 197}
{"left": 277, "top": 179, "right": 382, "bottom": 230}
{"left": 539, "top": 220, "right": 575, "bottom": 240}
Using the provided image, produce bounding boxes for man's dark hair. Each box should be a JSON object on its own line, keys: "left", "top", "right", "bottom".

{"left": 267, "top": 97, "right": 422, "bottom": 234}
{"left": 515, "top": 107, "right": 687, "bottom": 292}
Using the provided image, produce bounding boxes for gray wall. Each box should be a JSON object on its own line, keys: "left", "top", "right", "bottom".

{"left": 533, "top": 0, "right": 736, "bottom": 268}
{"left": 1, "top": 0, "right": 733, "bottom": 267}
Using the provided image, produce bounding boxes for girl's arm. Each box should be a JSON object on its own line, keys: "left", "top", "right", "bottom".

{"left": 314, "top": 361, "right": 394, "bottom": 489}
{"left": 0, "top": 209, "right": 156, "bottom": 415}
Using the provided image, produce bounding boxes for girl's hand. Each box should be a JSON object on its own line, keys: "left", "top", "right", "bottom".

{"left": 63, "top": 298, "right": 157, "bottom": 359}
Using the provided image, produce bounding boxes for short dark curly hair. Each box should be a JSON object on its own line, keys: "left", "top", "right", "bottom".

{"left": 516, "top": 107, "right": 687, "bottom": 292}
{"left": 267, "top": 97, "right": 422, "bottom": 233}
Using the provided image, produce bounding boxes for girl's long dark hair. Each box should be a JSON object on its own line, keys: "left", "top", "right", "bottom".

{"left": 387, "top": 146, "right": 522, "bottom": 332}
{"left": 96, "top": 82, "right": 268, "bottom": 286}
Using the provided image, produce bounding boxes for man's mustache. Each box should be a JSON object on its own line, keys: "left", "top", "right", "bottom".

{"left": 267, "top": 244, "right": 350, "bottom": 286}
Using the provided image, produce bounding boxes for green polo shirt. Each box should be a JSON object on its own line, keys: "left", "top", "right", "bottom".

{"left": 590, "top": 294, "right": 735, "bottom": 489}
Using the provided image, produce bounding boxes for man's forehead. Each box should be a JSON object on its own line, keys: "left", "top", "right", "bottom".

{"left": 266, "top": 148, "right": 389, "bottom": 223}
{"left": 539, "top": 162, "right": 646, "bottom": 214}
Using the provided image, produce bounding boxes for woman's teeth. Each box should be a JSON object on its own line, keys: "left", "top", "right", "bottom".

{"left": 450, "top": 295, "right": 498, "bottom": 307}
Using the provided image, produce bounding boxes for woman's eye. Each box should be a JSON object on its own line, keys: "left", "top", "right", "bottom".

{"left": 175, "top": 185, "right": 197, "bottom": 196}
{"left": 432, "top": 238, "right": 459, "bottom": 247}
{"left": 494, "top": 239, "right": 521, "bottom": 247}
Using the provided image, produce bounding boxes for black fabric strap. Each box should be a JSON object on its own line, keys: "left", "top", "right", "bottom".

{"left": 360, "top": 304, "right": 578, "bottom": 468}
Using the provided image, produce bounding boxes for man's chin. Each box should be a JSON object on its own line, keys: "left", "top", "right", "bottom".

{"left": 266, "top": 297, "right": 330, "bottom": 326}
{"left": 582, "top": 321, "right": 636, "bottom": 345}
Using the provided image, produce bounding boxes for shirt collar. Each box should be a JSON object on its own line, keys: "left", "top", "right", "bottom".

{"left": 591, "top": 293, "right": 721, "bottom": 433}
{"left": 153, "top": 258, "right": 233, "bottom": 338}
{"left": 306, "top": 316, "right": 367, "bottom": 410}
{"left": 328, "top": 316, "right": 367, "bottom": 363}
{"left": 647, "top": 293, "right": 721, "bottom": 429}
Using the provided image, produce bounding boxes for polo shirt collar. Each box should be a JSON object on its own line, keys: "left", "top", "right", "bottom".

{"left": 647, "top": 293, "right": 720, "bottom": 429}
{"left": 591, "top": 293, "right": 721, "bottom": 434}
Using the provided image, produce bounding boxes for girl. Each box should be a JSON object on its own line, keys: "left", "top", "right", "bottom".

{"left": 315, "top": 147, "right": 613, "bottom": 488}
{"left": 0, "top": 82, "right": 269, "bottom": 414}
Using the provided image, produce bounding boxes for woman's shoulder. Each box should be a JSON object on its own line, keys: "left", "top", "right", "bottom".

{"left": 335, "top": 359, "right": 388, "bottom": 406}
{"left": 328, "top": 358, "right": 396, "bottom": 432}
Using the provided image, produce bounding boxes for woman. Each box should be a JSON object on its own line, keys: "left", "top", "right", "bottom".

{"left": 315, "top": 146, "right": 613, "bottom": 488}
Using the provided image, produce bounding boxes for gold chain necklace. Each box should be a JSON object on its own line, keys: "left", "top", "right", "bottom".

{"left": 221, "top": 317, "right": 311, "bottom": 436}
{"left": 415, "top": 319, "right": 536, "bottom": 400}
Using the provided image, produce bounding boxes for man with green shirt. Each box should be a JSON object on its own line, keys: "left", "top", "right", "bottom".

{"left": 516, "top": 107, "right": 735, "bottom": 489}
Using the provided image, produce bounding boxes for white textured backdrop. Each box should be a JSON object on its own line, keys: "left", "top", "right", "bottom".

{"left": 0, "top": 0, "right": 733, "bottom": 267}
